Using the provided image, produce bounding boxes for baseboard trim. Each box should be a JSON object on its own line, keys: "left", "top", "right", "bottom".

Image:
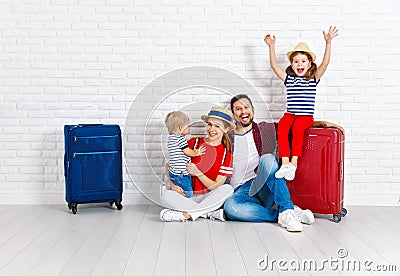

{"left": 345, "top": 193, "right": 400, "bottom": 206}
{"left": 0, "top": 191, "right": 157, "bottom": 205}
{"left": 0, "top": 191, "right": 399, "bottom": 206}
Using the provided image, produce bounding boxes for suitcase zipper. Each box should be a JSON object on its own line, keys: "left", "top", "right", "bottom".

{"left": 74, "top": 135, "right": 119, "bottom": 142}
{"left": 73, "top": 151, "right": 119, "bottom": 158}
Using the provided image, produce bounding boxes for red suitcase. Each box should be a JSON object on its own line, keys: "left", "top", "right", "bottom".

{"left": 286, "top": 127, "right": 347, "bottom": 222}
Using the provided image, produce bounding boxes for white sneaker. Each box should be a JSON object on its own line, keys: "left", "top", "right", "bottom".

{"left": 278, "top": 209, "right": 302, "bottom": 232}
{"left": 275, "top": 163, "right": 296, "bottom": 179}
{"left": 160, "top": 209, "right": 186, "bottom": 222}
{"left": 207, "top": 209, "right": 226, "bottom": 222}
{"left": 284, "top": 165, "right": 297, "bottom": 181}
{"left": 294, "top": 206, "right": 315, "bottom": 224}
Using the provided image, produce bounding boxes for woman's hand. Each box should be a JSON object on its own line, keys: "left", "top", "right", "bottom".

{"left": 168, "top": 182, "right": 186, "bottom": 197}
{"left": 187, "top": 162, "right": 227, "bottom": 191}
{"left": 323, "top": 26, "right": 339, "bottom": 43}
{"left": 187, "top": 162, "right": 203, "bottom": 177}
{"left": 264, "top": 34, "right": 276, "bottom": 46}
{"left": 165, "top": 162, "right": 186, "bottom": 197}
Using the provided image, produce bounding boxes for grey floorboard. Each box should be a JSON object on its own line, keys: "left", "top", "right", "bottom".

{"left": 0, "top": 205, "right": 398, "bottom": 276}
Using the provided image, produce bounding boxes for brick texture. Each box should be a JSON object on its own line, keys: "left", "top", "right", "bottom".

{"left": 0, "top": 0, "right": 399, "bottom": 205}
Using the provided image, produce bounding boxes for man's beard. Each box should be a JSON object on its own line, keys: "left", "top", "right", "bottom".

{"left": 236, "top": 117, "right": 253, "bottom": 128}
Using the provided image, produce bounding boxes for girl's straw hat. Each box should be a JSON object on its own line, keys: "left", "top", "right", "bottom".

{"left": 286, "top": 42, "right": 316, "bottom": 62}
{"left": 201, "top": 107, "right": 236, "bottom": 131}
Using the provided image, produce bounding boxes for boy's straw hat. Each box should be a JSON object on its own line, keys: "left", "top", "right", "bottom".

{"left": 286, "top": 42, "right": 316, "bottom": 62}
{"left": 201, "top": 107, "right": 236, "bottom": 131}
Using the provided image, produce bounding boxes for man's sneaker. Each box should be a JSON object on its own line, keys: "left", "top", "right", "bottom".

{"left": 294, "top": 206, "right": 315, "bottom": 224}
{"left": 284, "top": 166, "right": 297, "bottom": 181}
{"left": 275, "top": 163, "right": 296, "bottom": 179}
{"left": 160, "top": 209, "right": 186, "bottom": 222}
{"left": 278, "top": 209, "right": 302, "bottom": 232}
{"left": 207, "top": 209, "right": 226, "bottom": 222}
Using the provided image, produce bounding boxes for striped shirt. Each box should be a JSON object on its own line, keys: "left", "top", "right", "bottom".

{"left": 167, "top": 134, "right": 191, "bottom": 175}
{"left": 285, "top": 75, "right": 319, "bottom": 116}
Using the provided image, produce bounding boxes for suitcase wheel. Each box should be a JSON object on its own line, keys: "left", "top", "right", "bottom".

{"left": 332, "top": 214, "right": 341, "bottom": 223}
{"left": 116, "top": 202, "right": 123, "bottom": 210}
{"left": 110, "top": 200, "right": 123, "bottom": 211}
{"left": 332, "top": 208, "right": 347, "bottom": 223}
{"left": 68, "top": 202, "right": 78, "bottom": 214}
{"left": 340, "top": 208, "right": 348, "bottom": 217}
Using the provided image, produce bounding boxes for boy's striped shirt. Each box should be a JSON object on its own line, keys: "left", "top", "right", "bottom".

{"left": 167, "top": 134, "right": 191, "bottom": 175}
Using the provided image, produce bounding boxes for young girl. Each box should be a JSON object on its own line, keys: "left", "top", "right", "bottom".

{"left": 264, "top": 26, "right": 339, "bottom": 180}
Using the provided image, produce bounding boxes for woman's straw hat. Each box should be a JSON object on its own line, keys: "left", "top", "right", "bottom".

{"left": 286, "top": 42, "right": 316, "bottom": 62}
{"left": 201, "top": 107, "right": 236, "bottom": 131}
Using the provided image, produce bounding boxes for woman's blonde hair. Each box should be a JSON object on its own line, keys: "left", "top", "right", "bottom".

{"left": 219, "top": 120, "right": 232, "bottom": 152}
{"left": 222, "top": 132, "right": 231, "bottom": 152}
{"left": 164, "top": 111, "right": 190, "bottom": 134}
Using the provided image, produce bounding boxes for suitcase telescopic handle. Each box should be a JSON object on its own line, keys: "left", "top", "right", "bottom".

{"left": 69, "top": 124, "right": 104, "bottom": 132}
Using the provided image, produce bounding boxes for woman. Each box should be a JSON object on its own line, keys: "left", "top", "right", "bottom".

{"left": 160, "top": 107, "right": 235, "bottom": 222}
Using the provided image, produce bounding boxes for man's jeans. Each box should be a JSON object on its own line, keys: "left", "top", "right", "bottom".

{"left": 224, "top": 154, "right": 294, "bottom": 222}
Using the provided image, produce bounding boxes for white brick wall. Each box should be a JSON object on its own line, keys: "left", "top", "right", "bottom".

{"left": 0, "top": 0, "right": 399, "bottom": 205}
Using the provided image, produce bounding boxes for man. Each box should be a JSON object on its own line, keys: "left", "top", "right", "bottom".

{"left": 224, "top": 94, "right": 343, "bottom": 232}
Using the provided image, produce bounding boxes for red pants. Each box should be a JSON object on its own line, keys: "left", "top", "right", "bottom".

{"left": 277, "top": 113, "right": 314, "bottom": 158}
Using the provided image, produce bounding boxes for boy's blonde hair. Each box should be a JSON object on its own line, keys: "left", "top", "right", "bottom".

{"left": 164, "top": 111, "right": 190, "bottom": 134}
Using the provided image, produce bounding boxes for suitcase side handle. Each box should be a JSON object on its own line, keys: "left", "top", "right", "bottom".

{"left": 338, "top": 161, "right": 344, "bottom": 182}
{"left": 64, "top": 152, "right": 69, "bottom": 177}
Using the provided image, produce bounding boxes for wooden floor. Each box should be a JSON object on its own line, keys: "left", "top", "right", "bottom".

{"left": 0, "top": 205, "right": 398, "bottom": 276}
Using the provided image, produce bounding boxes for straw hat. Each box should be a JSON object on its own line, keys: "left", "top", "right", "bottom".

{"left": 201, "top": 107, "right": 236, "bottom": 131}
{"left": 286, "top": 42, "right": 316, "bottom": 62}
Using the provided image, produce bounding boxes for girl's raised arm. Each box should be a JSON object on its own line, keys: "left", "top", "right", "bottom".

{"left": 264, "top": 34, "right": 286, "bottom": 81}
{"left": 315, "top": 26, "right": 339, "bottom": 81}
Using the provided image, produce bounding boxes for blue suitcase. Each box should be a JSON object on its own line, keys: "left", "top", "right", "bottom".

{"left": 64, "top": 124, "right": 123, "bottom": 214}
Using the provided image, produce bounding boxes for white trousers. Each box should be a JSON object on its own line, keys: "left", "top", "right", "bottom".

{"left": 160, "top": 184, "right": 234, "bottom": 221}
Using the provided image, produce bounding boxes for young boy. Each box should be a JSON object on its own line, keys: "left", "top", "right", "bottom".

{"left": 165, "top": 111, "right": 205, "bottom": 197}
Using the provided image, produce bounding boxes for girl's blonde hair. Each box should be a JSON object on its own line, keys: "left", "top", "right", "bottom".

{"left": 285, "top": 51, "right": 317, "bottom": 81}
{"left": 164, "top": 111, "right": 190, "bottom": 134}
